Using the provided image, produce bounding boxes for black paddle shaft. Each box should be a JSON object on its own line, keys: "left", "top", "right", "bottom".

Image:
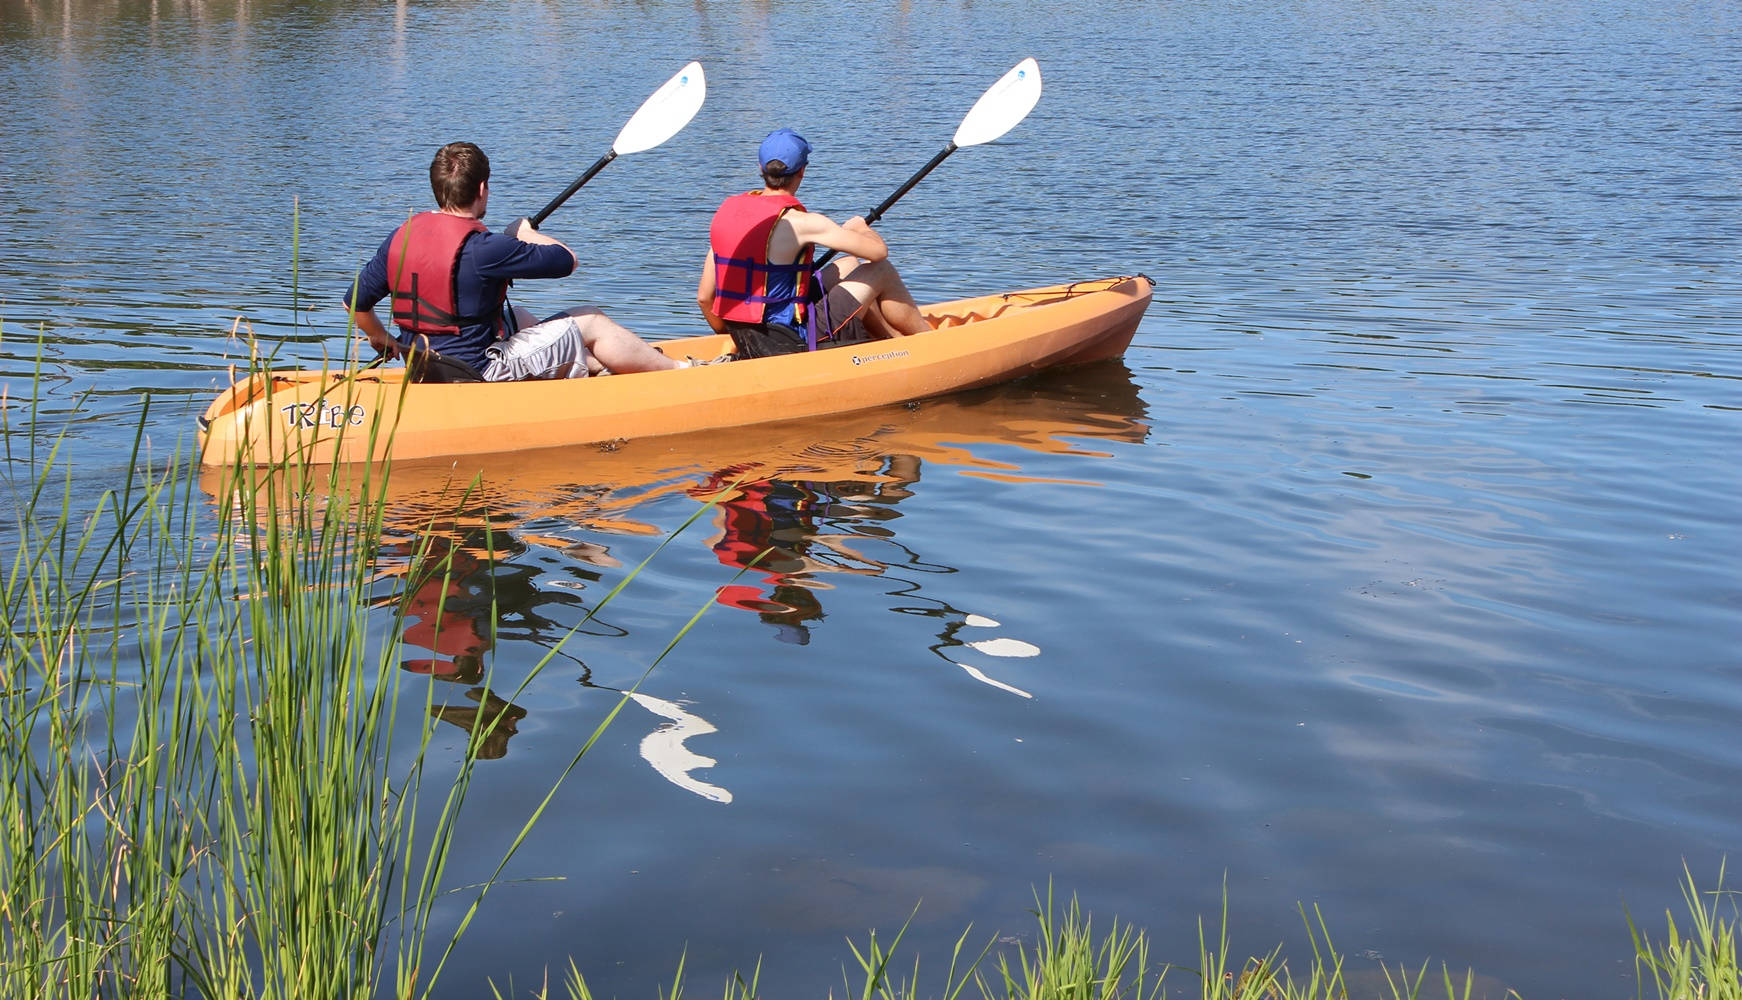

{"left": 529, "top": 150, "right": 619, "bottom": 229}
{"left": 814, "top": 142, "right": 958, "bottom": 269}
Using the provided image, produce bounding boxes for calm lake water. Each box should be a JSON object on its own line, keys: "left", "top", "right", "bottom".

{"left": 3, "top": 1, "right": 1740, "bottom": 997}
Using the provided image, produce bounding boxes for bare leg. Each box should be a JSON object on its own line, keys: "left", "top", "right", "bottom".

{"left": 822, "top": 258, "right": 930, "bottom": 336}
{"left": 554, "top": 306, "right": 680, "bottom": 373}
{"left": 854, "top": 296, "right": 899, "bottom": 341}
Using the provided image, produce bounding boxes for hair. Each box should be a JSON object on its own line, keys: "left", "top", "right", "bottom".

{"left": 761, "top": 162, "right": 802, "bottom": 192}
{"left": 430, "top": 141, "right": 490, "bottom": 210}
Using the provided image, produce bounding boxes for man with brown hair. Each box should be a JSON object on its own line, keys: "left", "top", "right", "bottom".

{"left": 697, "top": 128, "right": 929, "bottom": 359}
{"left": 346, "top": 141, "right": 683, "bottom": 380}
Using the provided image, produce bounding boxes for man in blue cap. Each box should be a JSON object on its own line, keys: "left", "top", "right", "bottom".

{"left": 697, "top": 128, "right": 929, "bottom": 359}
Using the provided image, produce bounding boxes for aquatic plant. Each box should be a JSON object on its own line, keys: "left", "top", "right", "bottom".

{"left": 0, "top": 345, "right": 715, "bottom": 999}
{"left": 1631, "top": 863, "right": 1741, "bottom": 1000}
{"left": 512, "top": 871, "right": 1739, "bottom": 1000}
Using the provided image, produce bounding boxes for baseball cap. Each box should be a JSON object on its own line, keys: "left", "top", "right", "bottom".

{"left": 758, "top": 128, "right": 812, "bottom": 176}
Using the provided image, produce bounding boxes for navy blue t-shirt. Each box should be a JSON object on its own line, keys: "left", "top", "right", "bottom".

{"left": 345, "top": 225, "right": 575, "bottom": 369}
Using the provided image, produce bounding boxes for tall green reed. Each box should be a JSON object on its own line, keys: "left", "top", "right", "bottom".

{"left": 511, "top": 869, "right": 1723, "bottom": 1000}
{"left": 0, "top": 340, "right": 712, "bottom": 999}
{"left": 1631, "top": 862, "right": 1740, "bottom": 1000}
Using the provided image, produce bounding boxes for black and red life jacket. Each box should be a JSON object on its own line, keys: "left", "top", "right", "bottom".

{"left": 385, "top": 212, "right": 503, "bottom": 336}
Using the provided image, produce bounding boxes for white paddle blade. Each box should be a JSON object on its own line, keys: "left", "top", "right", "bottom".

{"left": 612, "top": 61, "right": 707, "bottom": 155}
{"left": 952, "top": 57, "right": 1042, "bottom": 148}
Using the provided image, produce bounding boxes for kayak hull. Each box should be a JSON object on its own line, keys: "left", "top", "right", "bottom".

{"left": 196, "top": 275, "right": 1152, "bottom": 467}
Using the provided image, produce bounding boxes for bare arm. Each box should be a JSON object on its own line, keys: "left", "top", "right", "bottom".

{"left": 696, "top": 249, "right": 728, "bottom": 334}
{"left": 781, "top": 211, "right": 888, "bottom": 262}
{"left": 350, "top": 307, "right": 400, "bottom": 360}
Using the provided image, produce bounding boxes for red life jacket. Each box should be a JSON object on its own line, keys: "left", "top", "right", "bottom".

{"left": 708, "top": 192, "right": 813, "bottom": 325}
{"left": 385, "top": 212, "right": 499, "bottom": 336}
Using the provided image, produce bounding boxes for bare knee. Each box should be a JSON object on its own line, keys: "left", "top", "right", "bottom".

{"left": 560, "top": 306, "right": 618, "bottom": 341}
{"left": 844, "top": 258, "right": 897, "bottom": 291}
{"left": 557, "top": 305, "right": 608, "bottom": 323}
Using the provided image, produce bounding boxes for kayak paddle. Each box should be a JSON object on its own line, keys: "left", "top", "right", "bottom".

{"left": 814, "top": 57, "right": 1043, "bottom": 268}
{"left": 362, "top": 61, "right": 707, "bottom": 368}
{"left": 528, "top": 60, "right": 708, "bottom": 228}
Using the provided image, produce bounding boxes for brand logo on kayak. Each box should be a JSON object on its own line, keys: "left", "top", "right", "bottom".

{"left": 851, "top": 349, "right": 910, "bottom": 366}
{"left": 282, "top": 400, "right": 368, "bottom": 430}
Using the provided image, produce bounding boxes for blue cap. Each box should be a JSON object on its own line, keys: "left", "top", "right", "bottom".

{"left": 758, "top": 128, "right": 811, "bottom": 176}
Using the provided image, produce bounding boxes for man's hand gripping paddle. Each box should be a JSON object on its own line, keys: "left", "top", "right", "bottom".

{"left": 366, "top": 62, "right": 707, "bottom": 369}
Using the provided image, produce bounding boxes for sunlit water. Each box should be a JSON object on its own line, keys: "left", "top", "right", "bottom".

{"left": 3, "top": 2, "right": 1739, "bottom": 997}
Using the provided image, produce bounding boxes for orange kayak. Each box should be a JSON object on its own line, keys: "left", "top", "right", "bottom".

{"left": 196, "top": 275, "right": 1152, "bottom": 467}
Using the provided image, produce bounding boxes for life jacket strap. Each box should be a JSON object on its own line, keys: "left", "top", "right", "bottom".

{"left": 711, "top": 254, "right": 812, "bottom": 307}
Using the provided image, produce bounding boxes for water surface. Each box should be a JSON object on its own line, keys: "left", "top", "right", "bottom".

{"left": 2, "top": 2, "right": 1739, "bottom": 997}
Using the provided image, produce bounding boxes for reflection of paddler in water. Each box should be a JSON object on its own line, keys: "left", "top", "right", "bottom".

{"left": 690, "top": 455, "right": 922, "bottom": 644}
{"left": 691, "top": 459, "right": 1045, "bottom": 700}
{"left": 383, "top": 528, "right": 529, "bottom": 760}
{"left": 379, "top": 519, "right": 733, "bottom": 798}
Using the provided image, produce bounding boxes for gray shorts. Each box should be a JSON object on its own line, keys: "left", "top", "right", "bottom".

{"left": 482, "top": 314, "right": 591, "bottom": 381}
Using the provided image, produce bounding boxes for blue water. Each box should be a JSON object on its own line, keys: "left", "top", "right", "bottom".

{"left": 3, "top": 2, "right": 1739, "bottom": 997}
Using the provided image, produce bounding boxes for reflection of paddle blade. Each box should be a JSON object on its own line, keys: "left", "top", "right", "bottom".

{"left": 945, "top": 617, "right": 1039, "bottom": 698}
{"left": 947, "top": 659, "right": 1033, "bottom": 699}
{"left": 965, "top": 637, "right": 1038, "bottom": 657}
{"left": 628, "top": 692, "right": 732, "bottom": 803}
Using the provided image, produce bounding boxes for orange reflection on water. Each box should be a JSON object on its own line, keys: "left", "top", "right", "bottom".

{"left": 201, "top": 363, "right": 1148, "bottom": 770}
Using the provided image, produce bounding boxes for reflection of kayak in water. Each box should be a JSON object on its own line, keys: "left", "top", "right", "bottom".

{"left": 196, "top": 276, "right": 1152, "bottom": 466}
{"left": 199, "top": 355, "right": 1150, "bottom": 535}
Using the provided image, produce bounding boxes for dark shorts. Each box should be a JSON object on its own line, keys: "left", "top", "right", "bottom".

{"left": 723, "top": 313, "right": 876, "bottom": 360}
